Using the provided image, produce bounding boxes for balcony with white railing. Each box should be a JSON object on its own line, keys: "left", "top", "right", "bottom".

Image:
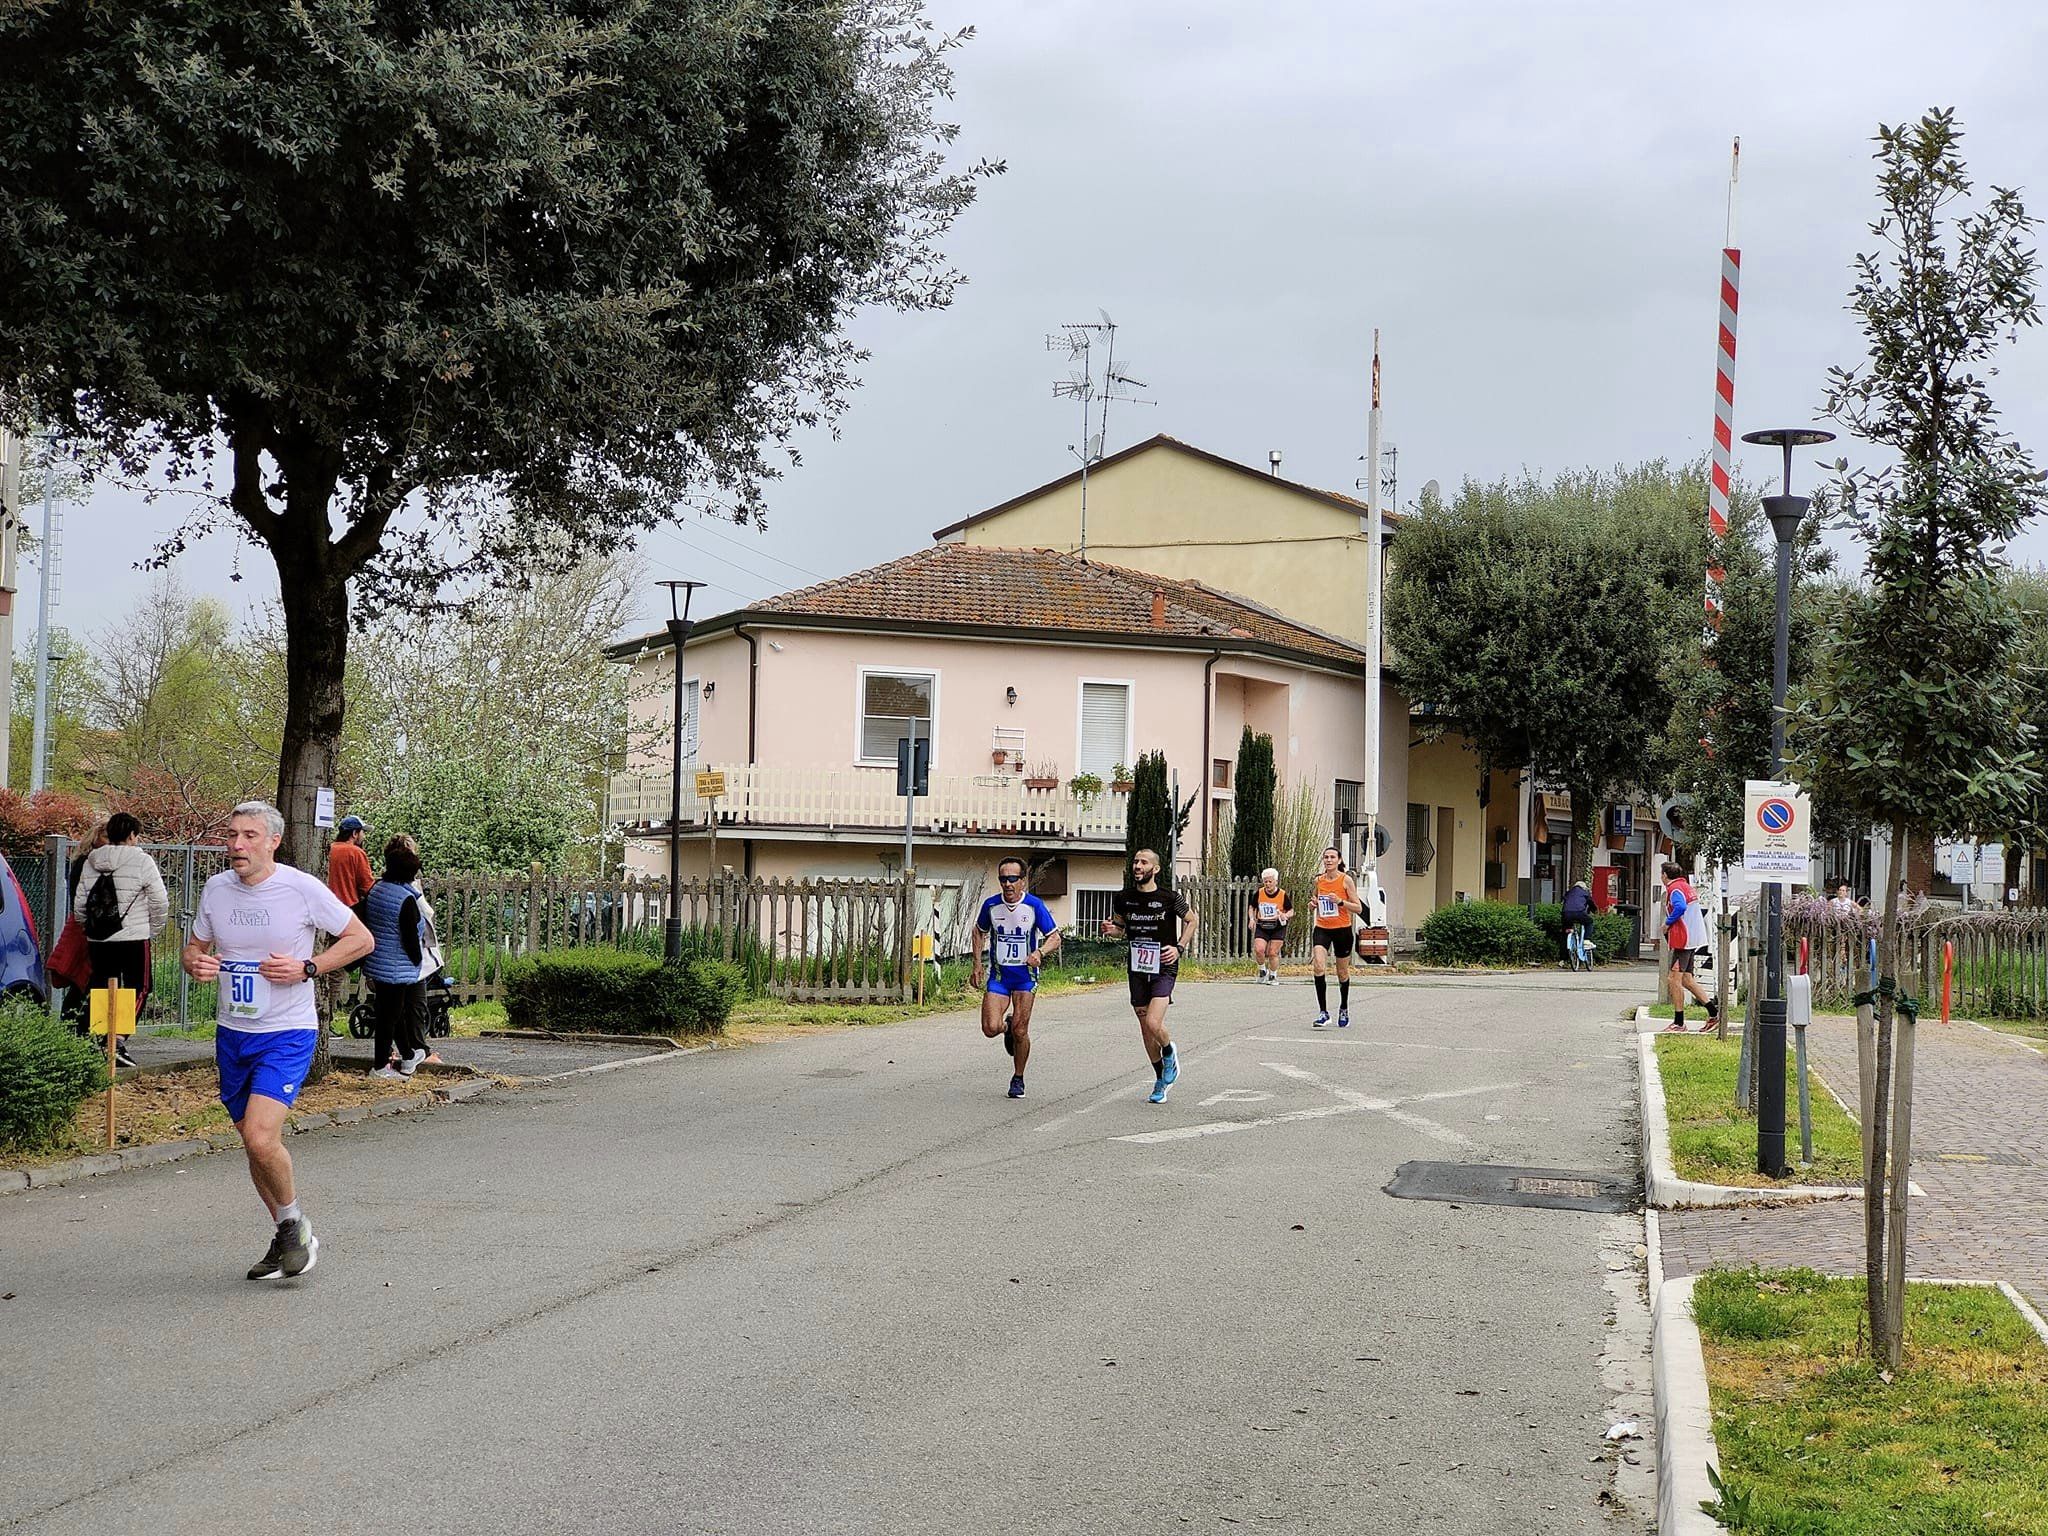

{"left": 609, "top": 764, "right": 1130, "bottom": 844}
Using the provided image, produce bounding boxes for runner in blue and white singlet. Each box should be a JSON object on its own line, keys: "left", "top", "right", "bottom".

{"left": 971, "top": 857, "right": 1060, "bottom": 1099}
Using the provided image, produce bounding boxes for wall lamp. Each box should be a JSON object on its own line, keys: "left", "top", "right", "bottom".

{"left": 1006, "top": 686, "right": 1018, "bottom": 705}
{"left": 702, "top": 681, "right": 716, "bottom": 697}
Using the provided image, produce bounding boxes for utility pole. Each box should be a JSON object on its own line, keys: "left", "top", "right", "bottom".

{"left": 29, "top": 433, "right": 59, "bottom": 793}
{"left": 1361, "top": 332, "right": 1384, "bottom": 915}
{"left": 0, "top": 428, "right": 19, "bottom": 788}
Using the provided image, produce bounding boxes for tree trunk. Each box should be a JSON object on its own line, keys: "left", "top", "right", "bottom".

{"left": 271, "top": 546, "right": 353, "bottom": 1085}
{"left": 1567, "top": 784, "right": 1598, "bottom": 888}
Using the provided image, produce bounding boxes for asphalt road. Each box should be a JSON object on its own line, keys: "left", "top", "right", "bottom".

{"left": 1, "top": 969, "right": 1656, "bottom": 1535}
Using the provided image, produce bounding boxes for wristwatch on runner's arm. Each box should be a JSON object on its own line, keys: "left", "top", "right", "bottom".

{"left": 302, "top": 959, "right": 319, "bottom": 981}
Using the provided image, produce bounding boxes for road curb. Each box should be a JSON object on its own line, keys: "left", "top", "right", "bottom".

{"left": 1653, "top": 1275, "right": 1725, "bottom": 1534}
{"left": 518, "top": 1042, "right": 716, "bottom": 1084}
{"left": 1637, "top": 1032, "right": 1864, "bottom": 1209}
{"left": 2, "top": 1077, "right": 487, "bottom": 1195}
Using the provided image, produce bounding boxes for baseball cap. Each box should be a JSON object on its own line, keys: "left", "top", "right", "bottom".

{"left": 337, "top": 815, "right": 367, "bottom": 834}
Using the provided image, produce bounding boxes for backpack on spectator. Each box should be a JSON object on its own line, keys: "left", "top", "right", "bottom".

{"left": 81, "top": 868, "right": 128, "bottom": 941}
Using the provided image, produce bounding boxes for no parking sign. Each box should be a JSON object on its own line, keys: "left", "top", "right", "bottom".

{"left": 1743, "top": 779, "right": 1812, "bottom": 883}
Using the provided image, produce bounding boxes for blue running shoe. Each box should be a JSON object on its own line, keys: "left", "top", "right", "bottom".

{"left": 1313, "top": 1011, "right": 1329, "bottom": 1029}
{"left": 1008, "top": 1074, "right": 1025, "bottom": 1099}
{"left": 1147, "top": 1078, "right": 1168, "bottom": 1104}
{"left": 1337, "top": 1010, "right": 1350, "bottom": 1028}
{"left": 1159, "top": 1044, "right": 1179, "bottom": 1088}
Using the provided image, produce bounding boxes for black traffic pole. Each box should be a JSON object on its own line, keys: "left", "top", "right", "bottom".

{"left": 1740, "top": 427, "right": 1834, "bottom": 1177}
{"left": 660, "top": 579, "right": 706, "bottom": 965}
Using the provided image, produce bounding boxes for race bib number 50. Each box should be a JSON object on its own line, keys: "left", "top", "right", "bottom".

{"left": 220, "top": 959, "right": 266, "bottom": 1021}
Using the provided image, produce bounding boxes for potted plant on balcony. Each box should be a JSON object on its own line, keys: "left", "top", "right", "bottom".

{"left": 1024, "top": 760, "right": 1060, "bottom": 791}
{"left": 1110, "top": 763, "right": 1134, "bottom": 793}
{"left": 1068, "top": 770, "right": 1105, "bottom": 811}
{"left": 991, "top": 746, "right": 1009, "bottom": 767}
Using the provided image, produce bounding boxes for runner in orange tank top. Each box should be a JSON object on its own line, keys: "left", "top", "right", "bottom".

{"left": 1309, "top": 848, "right": 1360, "bottom": 1027}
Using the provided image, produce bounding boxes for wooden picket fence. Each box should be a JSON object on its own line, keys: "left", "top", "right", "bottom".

{"left": 344, "top": 866, "right": 953, "bottom": 1006}
{"left": 1748, "top": 900, "right": 2048, "bottom": 1021}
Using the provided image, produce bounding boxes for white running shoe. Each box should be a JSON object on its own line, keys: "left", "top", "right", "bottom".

{"left": 370, "top": 1065, "right": 404, "bottom": 1080}
{"left": 397, "top": 1049, "right": 430, "bottom": 1077}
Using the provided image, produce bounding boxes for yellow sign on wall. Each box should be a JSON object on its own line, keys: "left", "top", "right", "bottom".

{"left": 694, "top": 771, "right": 728, "bottom": 799}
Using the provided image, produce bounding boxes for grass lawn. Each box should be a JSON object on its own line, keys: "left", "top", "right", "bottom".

{"left": 1695, "top": 1267, "right": 2048, "bottom": 1534}
{"left": 1976, "top": 1017, "right": 2048, "bottom": 1046}
{"left": 1656, "top": 1033, "right": 1864, "bottom": 1187}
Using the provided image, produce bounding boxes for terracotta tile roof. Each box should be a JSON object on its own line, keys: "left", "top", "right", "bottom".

{"left": 752, "top": 545, "right": 1364, "bottom": 667}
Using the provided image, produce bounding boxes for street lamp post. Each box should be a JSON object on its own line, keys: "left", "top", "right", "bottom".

{"left": 1739, "top": 426, "right": 1835, "bottom": 1177}
{"left": 659, "top": 580, "right": 706, "bottom": 966}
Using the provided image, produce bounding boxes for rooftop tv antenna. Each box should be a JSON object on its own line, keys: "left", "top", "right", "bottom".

{"left": 1047, "top": 309, "right": 1153, "bottom": 561}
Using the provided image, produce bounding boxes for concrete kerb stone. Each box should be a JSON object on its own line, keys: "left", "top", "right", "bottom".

{"left": 1652, "top": 1274, "right": 1724, "bottom": 1536}
{"left": 516, "top": 1041, "right": 716, "bottom": 1085}
{"left": 1997, "top": 1281, "right": 2048, "bottom": 1348}
{"left": 1637, "top": 1031, "right": 1866, "bottom": 1209}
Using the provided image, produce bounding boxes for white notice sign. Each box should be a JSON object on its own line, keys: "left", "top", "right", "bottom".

{"left": 314, "top": 787, "right": 337, "bottom": 829}
{"left": 1742, "top": 779, "right": 1811, "bottom": 883}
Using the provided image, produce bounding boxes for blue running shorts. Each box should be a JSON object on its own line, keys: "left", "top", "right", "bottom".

{"left": 986, "top": 964, "right": 1038, "bottom": 997}
{"left": 216, "top": 1026, "right": 320, "bottom": 1122}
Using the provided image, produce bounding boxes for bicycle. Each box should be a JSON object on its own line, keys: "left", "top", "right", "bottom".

{"left": 1563, "top": 926, "right": 1595, "bottom": 972}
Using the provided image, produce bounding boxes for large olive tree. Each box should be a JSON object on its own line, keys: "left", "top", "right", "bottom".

{"left": 0, "top": 1, "right": 994, "bottom": 867}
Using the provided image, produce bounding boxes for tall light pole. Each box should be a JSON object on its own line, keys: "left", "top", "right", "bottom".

{"left": 659, "top": 579, "right": 706, "bottom": 965}
{"left": 1740, "top": 425, "right": 1835, "bottom": 1177}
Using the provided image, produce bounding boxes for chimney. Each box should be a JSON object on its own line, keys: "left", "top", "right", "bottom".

{"left": 1150, "top": 590, "right": 1167, "bottom": 629}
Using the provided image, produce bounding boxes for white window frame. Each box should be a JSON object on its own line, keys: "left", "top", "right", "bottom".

{"left": 680, "top": 675, "right": 701, "bottom": 769}
{"left": 1073, "top": 887, "right": 1121, "bottom": 933}
{"left": 1074, "top": 677, "right": 1135, "bottom": 779}
{"left": 855, "top": 665, "right": 940, "bottom": 768}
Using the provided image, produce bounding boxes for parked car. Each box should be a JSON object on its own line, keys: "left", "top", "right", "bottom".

{"left": 0, "top": 850, "right": 50, "bottom": 1002}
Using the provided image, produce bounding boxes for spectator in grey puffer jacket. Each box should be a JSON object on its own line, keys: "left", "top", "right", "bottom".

{"left": 72, "top": 812, "right": 170, "bottom": 1067}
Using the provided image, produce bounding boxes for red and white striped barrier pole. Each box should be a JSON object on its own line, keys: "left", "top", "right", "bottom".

{"left": 1705, "top": 139, "right": 1740, "bottom": 632}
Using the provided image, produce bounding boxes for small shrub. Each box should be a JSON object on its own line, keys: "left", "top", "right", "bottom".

{"left": 1417, "top": 901, "right": 1545, "bottom": 966}
{"left": 502, "top": 950, "right": 733, "bottom": 1036}
{"left": 0, "top": 1000, "right": 108, "bottom": 1149}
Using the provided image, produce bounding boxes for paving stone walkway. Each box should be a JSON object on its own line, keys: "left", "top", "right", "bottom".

{"left": 1659, "top": 1012, "right": 2048, "bottom": 1310}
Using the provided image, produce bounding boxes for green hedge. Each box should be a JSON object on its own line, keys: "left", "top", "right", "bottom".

{"left": 0, "top": 999, "right": 108, "bottom": 1149}
{"left": 1417, "top": 901, "right": 1546, "bottom": 966}
{"left": 501, "top": 950, "right": 742, "bottom": 1036}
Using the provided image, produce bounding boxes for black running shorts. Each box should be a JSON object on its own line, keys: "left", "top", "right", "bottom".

{"left": 1313, "top": 925, "right": 1354, "bottom": 959}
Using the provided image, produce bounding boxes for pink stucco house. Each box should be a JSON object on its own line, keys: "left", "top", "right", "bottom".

{"left": 607, "top": 544, "right": 1393, "bottom": 931}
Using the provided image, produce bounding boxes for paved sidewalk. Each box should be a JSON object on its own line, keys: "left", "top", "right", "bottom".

{"left": 1660, "top": 1014, "right": 2048, "bottom": 1309}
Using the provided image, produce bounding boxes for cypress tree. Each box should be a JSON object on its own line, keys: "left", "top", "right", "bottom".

{"left": 1229, "top": 727, "right": 1276, "bottom": 878}
{"left": 1124, "top": 750, "right": 1174, "bottom": 890}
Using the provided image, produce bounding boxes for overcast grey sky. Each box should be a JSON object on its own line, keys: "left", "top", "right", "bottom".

{"left": 34, "top": 0, "right": 2048, "bottom": 641}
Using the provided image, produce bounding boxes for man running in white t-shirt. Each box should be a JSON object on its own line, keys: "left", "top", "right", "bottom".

{"left": 182, "top": 802, "right": 373, "bottom": 1280}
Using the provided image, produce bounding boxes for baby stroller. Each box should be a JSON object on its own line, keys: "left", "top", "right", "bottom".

{"left": 345, "top": 971, "right": 454, "bottom": 1040}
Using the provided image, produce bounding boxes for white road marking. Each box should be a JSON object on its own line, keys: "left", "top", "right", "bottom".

{"left": 1035, "top": 1039, "right": 1237, "bottom": 1133}
{"left": 1245, "top": 1036, "right": 1510, "bottom": 1054}
{"left": 1114, "top": 1064, "right": 1522, "bottom": 1150}
{"left": 1197, "top": 1088, "right": 1276, "bottom": 1107}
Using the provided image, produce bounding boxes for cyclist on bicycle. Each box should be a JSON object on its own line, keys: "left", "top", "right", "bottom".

{"left": 1561, "top": 879, "right": 1595, "bottom": 969}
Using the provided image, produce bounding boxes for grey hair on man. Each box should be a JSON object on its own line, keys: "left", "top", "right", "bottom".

{"left": 231, "top": 801, "right": 286, "bottom": 838}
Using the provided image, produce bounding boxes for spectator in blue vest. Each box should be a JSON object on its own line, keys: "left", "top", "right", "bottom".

{"left": 363, "top": 835, "right": 431, "bottom": 1079}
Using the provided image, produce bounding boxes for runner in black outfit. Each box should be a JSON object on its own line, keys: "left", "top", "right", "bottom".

{"left": 1101, "top": 847, "right": 1198, "bottom": 1104}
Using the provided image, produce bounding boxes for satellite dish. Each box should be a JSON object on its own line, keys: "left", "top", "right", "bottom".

{"left": 1420, "top": 479, "right": 1442, "bottom": 505}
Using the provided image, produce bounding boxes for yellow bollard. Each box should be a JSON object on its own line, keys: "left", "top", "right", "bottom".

{"left": 88, "top": 985, "right": 139, "bottom": 1148}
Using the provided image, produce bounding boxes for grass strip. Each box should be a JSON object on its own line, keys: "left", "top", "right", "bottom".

{"left": 1695, "top": 1267, "right": 2048, "bottom": 1534}
{"left": 1655, "top": 1032, "right": 1864, "bottom": 1187}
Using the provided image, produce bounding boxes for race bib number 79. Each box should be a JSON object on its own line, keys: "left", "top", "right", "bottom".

{"left": 997, "top": 935, "right": 1028, "bottom": 967}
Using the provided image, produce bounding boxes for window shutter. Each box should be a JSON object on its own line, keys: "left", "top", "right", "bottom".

{"left": 682, "top": 680, "right": 700, "bottom": 767}
{"left": 1079, "top": 683, "right": 1129, "bottom": 777}
{"left": 861, "top": 672, "right": 932, "bottom": 761}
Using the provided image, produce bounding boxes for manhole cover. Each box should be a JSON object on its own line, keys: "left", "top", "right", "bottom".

{"left": 1384, "top": 1161, "right": 1637, "bottom": 1213}
{"left": 805, "top": 1067, "right": 863, "bottom": 1080}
